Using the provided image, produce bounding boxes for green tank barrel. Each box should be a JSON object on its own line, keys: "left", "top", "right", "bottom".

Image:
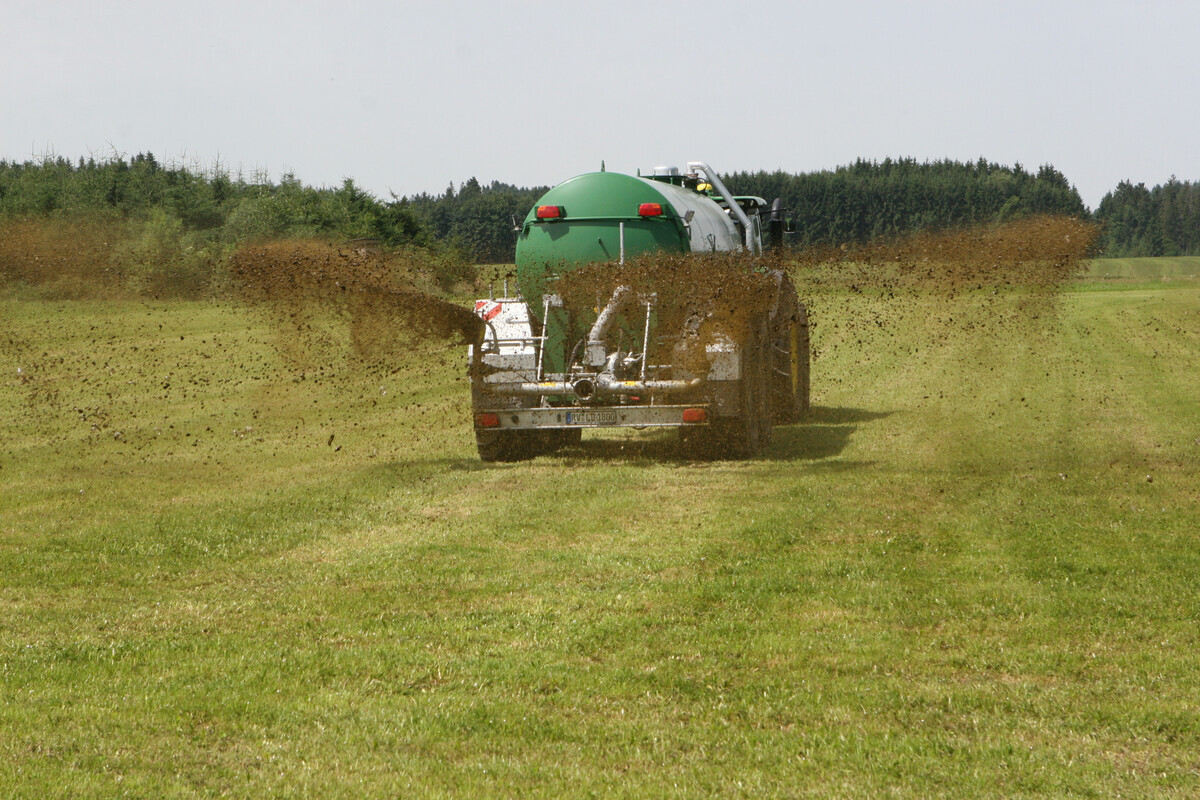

{"left": 514, "top": 172, "right": 690, "bottom": 315}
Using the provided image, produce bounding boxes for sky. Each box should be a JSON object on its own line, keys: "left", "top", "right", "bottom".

{"left": 4, "top": 0, "right": 1198, "bottom": 211}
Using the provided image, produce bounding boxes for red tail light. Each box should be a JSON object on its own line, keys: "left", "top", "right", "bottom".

{"left": 536, "top": 205, "right": 563, "bottom": 220}
{"left": 638, "top": 202, "right": 664, "bottom": 217}
{"left": 682, "top": 408, "right": 706, "bottom": 423}
{"left": 476, "top": 412, "right": 500, "bottom": 428}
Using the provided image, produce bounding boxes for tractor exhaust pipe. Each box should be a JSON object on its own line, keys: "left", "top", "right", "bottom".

{"left": 768, "top": 198, "right": 787, "bottom": 251}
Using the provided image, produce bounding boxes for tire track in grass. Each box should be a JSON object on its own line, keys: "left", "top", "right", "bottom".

{"left": 1063, "top": 285, "right": 1200, "bottom": 473}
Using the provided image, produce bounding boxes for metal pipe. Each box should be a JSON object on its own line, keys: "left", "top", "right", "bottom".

{"left": 619, "top": 222, "right": 625, "bottom": 265}
{"left": 480, "top": 320, "right": 502, "bottom": 351}
{"left": 686, "top": 161, "right": 759, "bottom": 254}
{"left": 484, "top": 376, "right": 702, "bottom": 398}
{"left": 640, "top": 300, "right": 653, "bottom": 381}
{"left": 594, "top": 375, "right": 702, "bottom": 395}
{"left": 535, "top": 294, "right": 551, "bottom": 380}
{"left": 586, "top": 285, "right": 634, "bottom": 367}
{"left": 485, "top": 380, "right": 574, "bottom": 396}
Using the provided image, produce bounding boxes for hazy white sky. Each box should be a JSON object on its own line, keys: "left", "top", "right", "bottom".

{"left": 4, "top": 0, "right": 1197, "bottom": 210}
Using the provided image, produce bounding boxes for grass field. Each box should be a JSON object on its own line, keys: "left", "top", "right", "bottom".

{"left": 1085, "top": 255, "right": 1200, "bottom": 280}
{"left": 1, "top": 259, "right": 1198, "bottom": 797}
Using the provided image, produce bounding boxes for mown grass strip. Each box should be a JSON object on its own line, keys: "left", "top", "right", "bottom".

{"left": 2, "top": 265, "right": 1199, "bottom": 797}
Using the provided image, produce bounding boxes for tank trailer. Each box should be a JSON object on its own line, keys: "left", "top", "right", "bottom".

{"left": 468, "top": 161, "right": 809, "bottom": 460}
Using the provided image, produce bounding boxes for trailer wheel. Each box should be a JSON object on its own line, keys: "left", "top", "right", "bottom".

{"left": 771, "top": 301, "right": 810, "bottom": 424}
{"left": 682, "top": 317, "right": 771, "bottom": 459}
{"left": 727, "top": 316, "right": 772, "bottom": 455}
{"left": 531, "top": 427, "right": 582, "bottom": 457}
{"left": 472, "top": 383, "right": 542, "bottom": 461}
{"left": 476, "top": 430, "right": 506, "bottom": 462}
{"left": 551, "top": 428, "right": 583, "bottom": 448}
{"left": 476, "top": 429, "right": 541, "bottom": 462}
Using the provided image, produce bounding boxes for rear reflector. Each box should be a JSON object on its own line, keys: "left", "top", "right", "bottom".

{"left": 638, "top": 202, "right": 664, "bottom": 217}
{"left": 536, "top": 205, "right": 563, "bottom": 219}
{"left": 476, "top": 412, "right": 501, "bottom": 428}
{"left": 682, "top": 407, "right": 706, "bottom": 423}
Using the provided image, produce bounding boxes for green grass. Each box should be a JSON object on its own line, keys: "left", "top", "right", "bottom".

{"left": 2, "top": 259, "right": 1199, "bottom": 797}
{"left": 1085, "top": 255, "right": 1200, "bottom": 280}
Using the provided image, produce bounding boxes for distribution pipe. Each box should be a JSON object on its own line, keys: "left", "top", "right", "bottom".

{"left": 686, "top": 161, "right": 759, "bottom": 254}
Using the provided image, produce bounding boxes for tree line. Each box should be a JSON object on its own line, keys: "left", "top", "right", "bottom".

{"left": 0, "top": 153, "right": 467, "bottom": 297}
{"left": 2, "top": 153, "right": 1196, "bottom": 278}
{"left": 0, "top": 153, "right": 431, "bottom": 246}
{"left": 401, "top": 159, "right": 1097, "bottom": 260}
{"left": 403, "top": 177, "right": 548, "bottom": 265}
{"left": 725, "top": 158, "right": 1088, "bottom": 247}
{"left": 1092, "top": 178, "right": 1200, "bottom": 257}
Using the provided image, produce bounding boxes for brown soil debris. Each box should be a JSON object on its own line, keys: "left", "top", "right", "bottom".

{"left": 785, "top": 215, "right": 1103, "bottom": 401}
{"left": 792, "top": 215, "right": 1100, "bottom": 293}
{"left": 556, "top": 252, "right": 781, "bottom": 334}
{"left": 0, "top": 216, "right": 125, "bottom": 298}
{"left": 229, "top": 239, "right": 484, "bottom": 366}
{"left": 553, "top": 251, "right": 791, "bottom": 375}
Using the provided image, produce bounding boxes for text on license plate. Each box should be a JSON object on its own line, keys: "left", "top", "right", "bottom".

{"left": 565, "top": 410, "right": 619, "bottom": 425}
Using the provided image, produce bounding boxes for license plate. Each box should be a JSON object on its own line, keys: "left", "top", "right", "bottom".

{"left": 565, "top": 410, "right": 619, "bottom": 425}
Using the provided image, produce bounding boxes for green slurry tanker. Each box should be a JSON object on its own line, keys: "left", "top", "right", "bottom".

{"left": 468, "top": 161, "right": 809, "bottom": 460}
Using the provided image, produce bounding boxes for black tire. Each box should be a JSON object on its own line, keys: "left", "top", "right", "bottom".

{"left": 679, "top": 423, "right": 727, "bottom": 459}
{"left": 732, "top": 315, "right": 772, "bottom": 455}
{"left": 771, "top": 302, "right": 810, "bottom": 424}
{"left": 470, "top": 350, "right": 547, "bottom": 461}
{"left": 476, "top": 425, "right": 581, "bottom": 462}
{"left": 795, "top": 301, "right": 811, "bottom": 416}
{"left": 476, "top": 429, "right": 539, "bottom": 462}
{"left": 536, "top": 427, "right": 583, "bottom": 456}
{"left": 472, "top": 386, "right": 542, "bottom": 462}
{"left": 681, "top": 316, "right": 771, "bottom": 459}
{"left": 554, "top": 428, "right": 583, "bottom": 447}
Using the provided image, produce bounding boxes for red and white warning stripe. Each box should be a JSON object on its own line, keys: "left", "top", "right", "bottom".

{"left": 474, "top": 300, "right": 503, "bottom": 322}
